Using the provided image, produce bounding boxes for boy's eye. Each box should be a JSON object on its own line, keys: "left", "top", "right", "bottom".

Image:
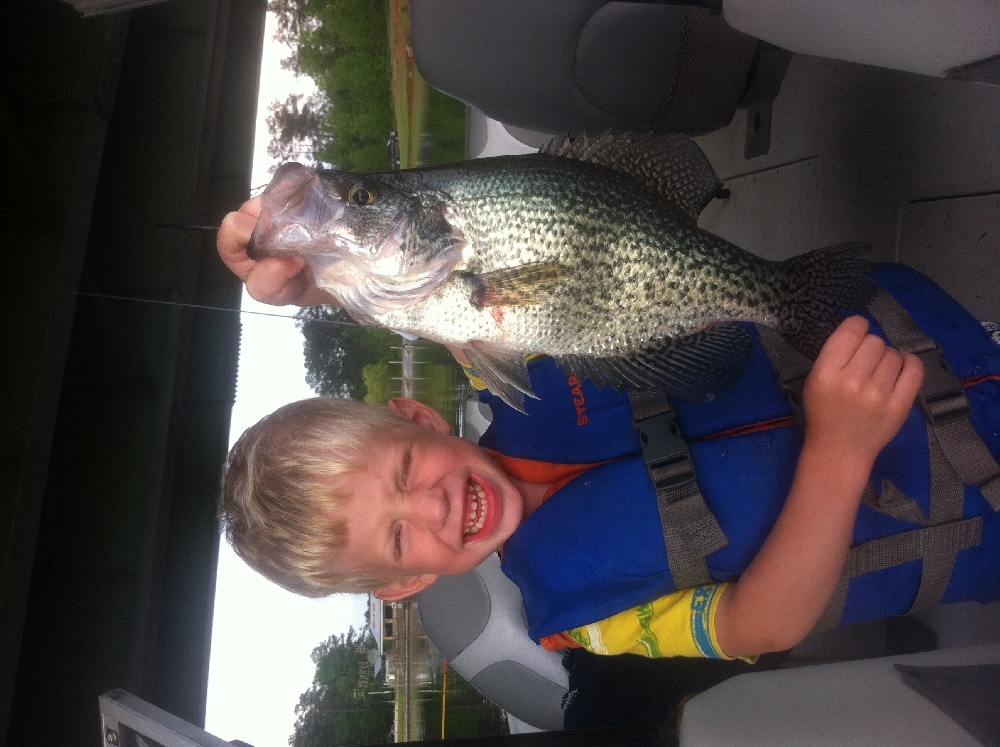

{"left": 394, "top": 526, "right": 403, "bottom": 562}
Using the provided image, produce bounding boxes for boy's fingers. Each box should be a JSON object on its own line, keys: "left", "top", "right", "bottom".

{"left": 870, "top": 345, "right": 905, "bottom": 390}
{"left": 850, "top": 332, "right": 891, "bottom": 379}
{"left": 893, "top": 351, "right": 925, "bottom": 406}
{"left": 815, "top": 316, "right": 870, "bottom": 369}
{"left": 869, "top": 348, "right": 923, "bottom": 424}
{"left": 218, "top": 195, "right": 336, "bottom": 307}
{"left": 248, "top": 259, "right": 338, "bottom": 307}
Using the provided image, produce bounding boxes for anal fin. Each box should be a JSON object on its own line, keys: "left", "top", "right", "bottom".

{"left": 556, "top": 323, "right": 755, "bottom": 402}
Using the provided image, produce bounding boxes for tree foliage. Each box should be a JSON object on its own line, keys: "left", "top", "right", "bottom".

{"left": 295, "top": 306, "right": 397, "bottom": 399}
{"left": 290, "top": 627, "right": 393, "bottom": 747}
{"left": 266, "top": 93, "right": 328, "bottom": 165}
{"left": 265, "top": 0, "right": 393, "bottom": 172}
{"left": 267, "top": 0, "right": 313, "bottom": 49}
{"left": 362, "top": 361, "right": 397, "bottom": 405}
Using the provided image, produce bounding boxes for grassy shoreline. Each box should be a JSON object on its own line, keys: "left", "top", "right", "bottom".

{"left": 388, "top": 0, "right": 465, "bottom": 167}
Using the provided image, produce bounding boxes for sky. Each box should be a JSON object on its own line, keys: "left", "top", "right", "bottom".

{"left": 204, "top": 14, "right": 369, "bottom": 747}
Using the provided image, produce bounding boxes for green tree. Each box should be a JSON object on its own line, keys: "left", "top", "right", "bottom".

{"left": 295, "top": 305, "right": 397, "bottom": 399}
{"left": 362, "top": 361, "right": 397, "bottom": 405}
{"left": 291, "top": 627, "right": 394, "bottom": 747}
{"left": 266, "top": 92, "right": 328, "bottom": 166}
{"left": 266, "top": 0, "right": 392, "bottom": 171}
{"left": 267, "top": 0, "right": 313, "bottom": 49}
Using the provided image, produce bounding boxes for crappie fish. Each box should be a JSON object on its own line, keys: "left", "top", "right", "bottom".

{"left": 249, "top": 132, "right": 873, "bottom": 411}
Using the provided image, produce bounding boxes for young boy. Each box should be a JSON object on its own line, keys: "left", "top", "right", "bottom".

{"left": 218, "top": 198, "right": 1000, "bottom": 661}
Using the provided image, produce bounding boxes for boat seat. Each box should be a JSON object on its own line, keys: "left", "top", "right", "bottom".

{"left": 410, "top": 0, "right": 789, "bottom": 143}
{"left": 416, "top": 552, "right": 569, "bottom": 731}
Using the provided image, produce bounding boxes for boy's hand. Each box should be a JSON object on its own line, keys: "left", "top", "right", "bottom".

{"left": 715, "top": 316, "right": 924, "bottom": 658}
{"left": 217, "top": 196, "right": 336, "bottom": 307}
{"left": 802, "top": 315, "right": 925, "bottom": 467}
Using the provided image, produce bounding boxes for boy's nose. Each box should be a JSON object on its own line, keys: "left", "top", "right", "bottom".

{"left": 406, "top": 485, "right": 448, "bottom": 529}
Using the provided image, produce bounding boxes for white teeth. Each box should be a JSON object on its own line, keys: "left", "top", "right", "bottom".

{"left": 464, "top": 480, "right": 488, "bottom": 536}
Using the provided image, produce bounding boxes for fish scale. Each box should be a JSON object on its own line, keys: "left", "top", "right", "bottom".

{"left": 249, "top": 132, "right": 874, "bottom": 411}
{"left": 431, "top": 164, "right": 749, "bottom": 337}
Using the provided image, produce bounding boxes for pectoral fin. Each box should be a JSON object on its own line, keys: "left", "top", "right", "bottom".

{"left": 469, "top": 262, "right": 567, "bottom": 308}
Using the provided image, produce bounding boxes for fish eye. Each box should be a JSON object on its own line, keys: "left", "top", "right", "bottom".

{"left": 348, "top": 183, "right": 375, "bottom": 206}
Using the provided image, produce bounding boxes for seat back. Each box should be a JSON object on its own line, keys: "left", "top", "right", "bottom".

{"left": 411, "top": 0, "right": 770, "bottom": 137}
{"left": 416, "top": 553, "right": 569, "bottom": 731}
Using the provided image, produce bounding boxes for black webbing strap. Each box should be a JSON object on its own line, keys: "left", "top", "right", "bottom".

{"left": 862, "top": 479, "right": 929, "bottom": 526}
{"left": 813, "top": 458, "right": 968, "bottom": 630}
{"left": 932, "top": 418, "right": 1000, "bottom": 510}
{"left": 865, "top": 288, "right": 1000, "bottom": 616}
{"left": 627, "top": 388, "right": 729, "bottom": 589}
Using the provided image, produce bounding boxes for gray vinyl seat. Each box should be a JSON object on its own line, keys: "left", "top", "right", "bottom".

{"left": 411, "top": 0, "right": 789, "bottom": 141}
{"left": 416, "top": 553, "right": 569, "bottom": 731}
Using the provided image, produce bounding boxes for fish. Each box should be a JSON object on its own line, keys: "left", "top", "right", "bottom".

{"left": 249, "top": 132, "right": 874, "bottom": 412}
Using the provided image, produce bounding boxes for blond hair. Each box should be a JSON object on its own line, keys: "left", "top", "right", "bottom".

{"left": 220, "top": 397, "right": 410, "bottom": 596}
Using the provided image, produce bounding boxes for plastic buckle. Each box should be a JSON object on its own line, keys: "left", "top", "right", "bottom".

{"left": 916, "top": 347, "right": 971, "bottom": 425}
{"left": 634, "top": 408, "right": 696, "bottom": 492}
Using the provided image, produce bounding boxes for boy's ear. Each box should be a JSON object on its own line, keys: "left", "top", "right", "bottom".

{"left": 374, "top": 573, "right": 438, "bottom": 602}
{"left": 387, "top": 397, "right": 452, "bottom": 435}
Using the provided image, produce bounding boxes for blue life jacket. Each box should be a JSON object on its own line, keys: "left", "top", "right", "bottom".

{"left": 478, "top": 264, "right": 1000, "bottom": 643}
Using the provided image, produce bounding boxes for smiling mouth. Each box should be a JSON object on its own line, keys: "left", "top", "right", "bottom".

{"left": 464, "top": 479, "right": 488, "bottom": 538}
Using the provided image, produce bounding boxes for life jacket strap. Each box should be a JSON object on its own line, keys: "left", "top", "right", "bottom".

{"left": 930, "top": 418, "right": 1000, "bottom": 510}
{"left": 759, "top": 291, "right": 1000, "bottom": 507}
{"left": 627, "top": 388, "right": 729, "bottom": 589}
{"left": 862, "top": 479, "right": 930, "bottom": 525}
{"left": 760, "top": 287, "right": 999, "bottom": 630}
{"left": 869, "top": 288, "right": 1000, "bottom": 510}
{"left": 756, "top": 324, "right": 812, "bottom": 426}
{"left": 817, "top": 288, "right": 1000, "bottom": 629}
{"left": 814, "top": 516, "right": 983, "bottom": 632}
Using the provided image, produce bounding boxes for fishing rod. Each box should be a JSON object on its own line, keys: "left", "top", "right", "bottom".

{"left": 55, "top": 289, "right": 366, "bottom": 328}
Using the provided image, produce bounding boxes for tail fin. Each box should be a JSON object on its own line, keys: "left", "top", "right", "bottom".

{"left": 777, "top": 242, "right": 875, "bottom": 358}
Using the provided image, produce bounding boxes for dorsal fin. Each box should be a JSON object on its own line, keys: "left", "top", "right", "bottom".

{"left": 538, "top": 131, "right": 723, "bottom": 223}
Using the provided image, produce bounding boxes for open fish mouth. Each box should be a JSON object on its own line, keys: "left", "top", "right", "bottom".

{"left": 249, "top": 162, "right": 467, "bottom": 317}
{"left": 248, "top": 163, "right": 341, "bottom": 259}
{"left": 249, "top": 162, "right": 408, "bottom": 263}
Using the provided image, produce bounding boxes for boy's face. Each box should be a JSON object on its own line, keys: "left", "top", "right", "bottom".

{"left": 329, "top": 398, "right": 526, "bottom": 601}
